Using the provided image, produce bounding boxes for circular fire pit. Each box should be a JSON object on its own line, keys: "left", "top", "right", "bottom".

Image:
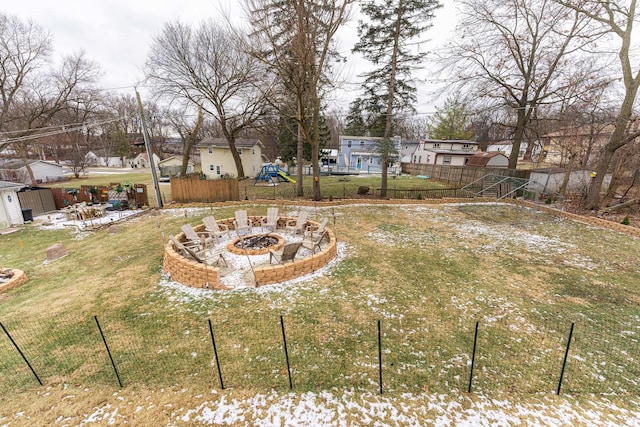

{"left": 227, "top": 233, "right": 285, "bottom": 255}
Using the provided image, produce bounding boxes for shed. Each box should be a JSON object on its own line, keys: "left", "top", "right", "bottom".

{"left": 466, "top": 151, "right": 509, "bottom": 168}
{"left": 0, "top": 159, "right": 65, "bottom": 184}
{"left": 0, "top": 181, "right": 25, "bottom": 229}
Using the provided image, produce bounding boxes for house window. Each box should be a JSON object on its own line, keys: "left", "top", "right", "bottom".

{"left": 347, "top": 141, "right": 352, "bottom": 148}
{"left": 463, "top": 143, "right": 470, "bottom": 149}
{"left": 418, "top": 155, "right": 422, "bottom": 163}
{"left": 360, "top": 141, "right": 365, "bottom": 146}
{"left": 252, "top": 149, "right": 255, "bottom": 155}
{"left": 426, "top": 155, "right": 431, "bottom": 162}
{"left": 369, "top": 157, "right": 374, "bottom": 164}
{"left": 433, "top": 143, "right": 441, "bottom": 148}
{"left": 443, "top": 155, "right": 452, "bottom": 165}
{"left": 208, "top": 147, "right": 213, "bottom": 154}
{"left": 237, "top": 148, "right": 242, "bottom": 155}
{"left": 209, "top": 164, "right": 214, "bottom": 171}
{"left": 216, "top": 166, "right": 221, "bottom": 175}
{"left": 413, "top": 155, "right": 417, "bottom": 163}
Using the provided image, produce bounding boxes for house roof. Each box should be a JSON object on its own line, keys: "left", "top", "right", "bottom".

{"left": 0, "top": 159, "right": 63, "bottom": 170}
{"left": 466, "top": 151, "right": 507, "bottom": 167}
{"left": 420, "top": 138, "right": 477, "bottom": 144}
{"left": 0, "top": 180, "right": 24, "bottom": 190}
{"left": 158, "top": 155, "right": 193, "bottom": 165}
{"left": 197, "top": 138, "right": 264, "bottom": 149}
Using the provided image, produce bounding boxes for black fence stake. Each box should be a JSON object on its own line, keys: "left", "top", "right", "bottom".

{"left": 94, "top": 315, "right": 123, "bottom": 388}
{"left": 557, "top": 322, "right": 575, "bottom": 395}
{"left": 280, "top": 315, "right": 293, "bottom": 390}
{"left": 468, "top": 321, "right": 479, "bottom": 393}
{"left": 207, "top": 319, "right": 225, "bottom": 389}
{"left": 378, "top": 319, "right": 383, "bottom": 395}
{"left": 0, "top": 321, "right": 42, "bottom": 386}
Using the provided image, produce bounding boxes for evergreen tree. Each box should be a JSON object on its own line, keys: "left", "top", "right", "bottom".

{"left": 278, "top": 114, "right": 331, "bottom": 164}
{"left": 428, "top": 95, "right": 474, "bottom": 140}
{"left": 344, "top": 98, "right": 367, "bottom": 136}
{"left": 353, "top": 0, "right": 441, "bottom": 197}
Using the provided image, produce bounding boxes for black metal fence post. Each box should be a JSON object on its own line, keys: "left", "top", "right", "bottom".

{"left": 280, "top": 315, "right": 293, "bottom": 390}
{"left": 0, "top": 321, "right": 42, "bottom": 386}
{"left": 378, "top": 319, "right": 383, "bottom": 395}
{"left": 207, "top": 319, "right": 225, "bottom": 389}
{"left": 94, "top": 315, "right": 123, "bottom": 388}
{"left": 468, "top": 321, "right": 479, "bottom": 393}
{"left": 557, "top": 322, "right": 575, "bottom": 395}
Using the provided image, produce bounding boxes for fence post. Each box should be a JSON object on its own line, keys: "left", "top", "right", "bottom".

{"left": 280, "top": 315, "right": 293, "bottom": 390}
{"left": 468, "top": 321, "right": 479, "bottom": 393}
{"left": 557, "top": 322, "right": 575, "bottom": 395}
{"left": 378, "top": 319, "right": 383, "bottom": 395}
{"left": 94, "top": 315, "right": 123, "bottom": 388}
{"left": 207, "top": 319, "right": 225, "bottom": 389}
{"left": 0, "top": 321, "right": 43, "bottom": 386}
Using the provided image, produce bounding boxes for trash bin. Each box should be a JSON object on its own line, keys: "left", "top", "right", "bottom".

{"left": 21, "top": 208, "right": 33, "bottom": 222}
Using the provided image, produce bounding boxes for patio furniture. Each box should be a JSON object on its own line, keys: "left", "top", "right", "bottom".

{"left": 285, "top": 210, "right": 309, "bottom": 236}
{"left": 305, "top": 218, "right": 328, "bottom": 239}
{"left": 169, "top": 235, "right": 227, "bottom": 267}
{"left": 233, "top": 210, "right": 252, "bottom": 236}
{"left": 302, "top": 230, "right": 328, "bottom": 254}
{"left": 181, "top": 224, "right": 215, "bottom": 249}
{"left": 269, "top": 242, "right": 302, "bottom": 264}
{"left": 203, "top": 216, "right": 230, "bottom": 242}
{"left": 261, "top": 207, "right": 280, "bottom": 232}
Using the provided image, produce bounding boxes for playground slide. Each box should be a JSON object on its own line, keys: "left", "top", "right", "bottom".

{"left": 277, "top": 170, "right": 296, "bottom": 183}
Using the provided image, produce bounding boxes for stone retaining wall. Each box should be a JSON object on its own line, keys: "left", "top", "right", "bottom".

{"left": 0, "top": 269, "right": 28, "bottom": 293}
{"left": 163, "top": 217, "right": 337, "bottom": 290}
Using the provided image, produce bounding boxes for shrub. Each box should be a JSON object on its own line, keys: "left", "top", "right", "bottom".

{"left": 621, "top": 216, "right": 630, "bottom": 225}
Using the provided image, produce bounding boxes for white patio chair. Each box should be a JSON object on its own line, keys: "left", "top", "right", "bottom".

{"left": 304, "top": 218, "right": 328, "bottom": 239}
{"left": 233, "top": 210, "right": 252, "bottom": 236}
{"left": 203, "top": 215, "right": 230, "bottom": 242}
{"left": 181, "top": 224, "right": 215, "bottom": 249}
{"left": 285, "top": 210, "right": 309, "bottom": 236}
{"left": 261, "top": 207, "right": 280, "bottom": 232}
{"left": 169, "top": 235, "right": 227, "bottom": 267}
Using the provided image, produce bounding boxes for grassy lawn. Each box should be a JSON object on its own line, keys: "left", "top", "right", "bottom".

{"left": 50, "top": 169, "right": 449, "bottom": 206}
{"left": 1, "top": 199, "right": 640, "bottom": 424}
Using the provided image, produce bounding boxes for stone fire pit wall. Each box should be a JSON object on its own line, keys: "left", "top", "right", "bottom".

{"left": 0, "top": 269, "right": 28, "bottom": 293}
{"left": 163, "top": 216, "right": 337, "bottom": 289}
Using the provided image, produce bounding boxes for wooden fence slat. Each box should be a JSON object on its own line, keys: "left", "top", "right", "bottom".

{"left": 170, "top": 177, "right": 239, "bottom": 203}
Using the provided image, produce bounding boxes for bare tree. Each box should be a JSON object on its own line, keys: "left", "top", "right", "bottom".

{"left": 440, "top": 0, "right": 603, "bottom": 169}
{"left": 145, "top": 20, "right": 275, "bottom": 178}
{"left": 246, "top": 0, "right": 354, "bottom": 200}
{"left": 165, "top": 104, "right": 204, "bottom": 176}
{"left": 557, "top": 0, "right": 640, "bottom": 209}
{"left": 0, "top": 13, "right": 101, "bottom": 184}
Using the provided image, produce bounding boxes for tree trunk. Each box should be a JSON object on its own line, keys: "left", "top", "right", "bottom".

{"left": 508, "top": 106, "right": 527, "bottom": 169}
{"left": 296, "top": 119, "right": 304, "bottom": 197}
{"left": 559, "top": 152, "right": 576, "bottom": 197}
{"left": 181, "top": 106, "right": 203, "bottom": 176}
{"left": 18, "top": 143, "right": 37, "bottom": 185}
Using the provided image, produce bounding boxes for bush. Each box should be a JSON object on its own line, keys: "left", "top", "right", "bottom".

{"left": 621, "top": 216, "right": 630, "bottom": 225}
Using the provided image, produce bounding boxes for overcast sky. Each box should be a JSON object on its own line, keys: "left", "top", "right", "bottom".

{"left": 6, "top": 0, "right": 456, "bottom": 115}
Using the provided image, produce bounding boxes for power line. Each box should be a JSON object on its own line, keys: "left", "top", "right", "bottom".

{"left": 0, "top": 117, "right": 123, "bottom": 145}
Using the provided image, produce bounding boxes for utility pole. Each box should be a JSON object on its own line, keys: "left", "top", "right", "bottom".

{"left": 135, "top": 88, "right": 163, "bottom": 208}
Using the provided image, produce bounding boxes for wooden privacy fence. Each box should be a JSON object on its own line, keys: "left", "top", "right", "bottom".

{"left": 402, "top": 163, "right": 530, "bottom": 186}
{"left": 17, "top": 188, "right": 57, "bottom": 216}
{"left": 171, "top": 176, "right": 239, "bottom": 203}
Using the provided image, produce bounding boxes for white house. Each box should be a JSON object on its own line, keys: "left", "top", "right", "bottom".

{"left": 85, "top": 149, "right": 127, "bottom": 167}
{"left": 130, "top": 152, "right": 161, "bottom": 169}
{"left": 487, "top": 140, "right": 541, "bottom": 161}
{"left": 158, "top": 156, "right": 194, "bottom": 178}
{"left": 0, "top": 181, "right": 24, "bottom": 229}
{"left": 400, "top": 140, "right": 420, "bottom": 163}
{"left": 410, "top": 139, "right": 479, "bottom": 166}
{"left": 0, "top": 159, "right": 65, "bottom": 184}
{"left": 197, "top": 138, "right": 266, "bottom": 178}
